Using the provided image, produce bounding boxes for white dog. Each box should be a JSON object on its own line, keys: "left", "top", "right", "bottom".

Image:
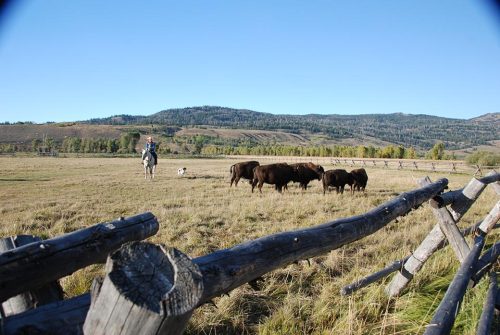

{"left": 177, "top": 167, "right": 187, "bottom": 176}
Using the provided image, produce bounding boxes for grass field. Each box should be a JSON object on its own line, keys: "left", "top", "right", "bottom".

{"left": 0, "top": 156, "right": 498, "bottom": 334}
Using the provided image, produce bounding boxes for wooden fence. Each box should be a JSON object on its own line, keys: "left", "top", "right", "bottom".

{"left": 0, "top": 174, "right": 498, "bottom": 334}
{"left": 226, "top": 155, "right": 499, "bottom": 176}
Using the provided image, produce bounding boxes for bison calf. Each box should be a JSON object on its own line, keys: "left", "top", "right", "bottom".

{"left": 289, "top": 162, "right": 325, "bottom": 190}
{"left": 322, "top": 169, "right": 354, "bottom": 195}
{"left": 350, "top": 168, "right": 368, "bottom": 192}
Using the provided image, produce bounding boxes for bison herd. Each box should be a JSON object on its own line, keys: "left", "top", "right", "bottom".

{"left": 230, "top": 161, "right": 368, "bottom": 194}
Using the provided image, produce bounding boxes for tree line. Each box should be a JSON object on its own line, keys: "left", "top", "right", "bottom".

{"left": 0, "top": 132, "right": 141, "bottom": 154}
{"left": 0, "top": 133, "right": 461, "bottom": 161}
{"left": 58, "top": 133, "right": 140, "bottom": 153}
{"left": 200, "top": 143, "right": 449, "bottom": 159}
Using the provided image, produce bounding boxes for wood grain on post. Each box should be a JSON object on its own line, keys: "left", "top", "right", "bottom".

{"left": 0, "top": 235, "right": 63, "bottom": 317}
{"left": 478, "top": 201, "right": 500, "bottom": 235}
{"left": 476, "top": 272, "right": 498, "bottom": 335}
{"left": 428, "top": 201, "right": 470, "bottom": 262}
{"left": 83, "top": 242, "right": 203, "bottom": 335}
{"left": 419, "top": 176, "right": 470, "bottom": 263}
{"left": 423, "top": 236, "right": 485, "bottom": 335}
{"left": 386, "top": 175, "right": 497, "bottom": 297}
{"left": 449, "top": 172, "right": 498, "bottom": 221}
{"left": 0, "top": 212, "right": 159, "bottom": 303}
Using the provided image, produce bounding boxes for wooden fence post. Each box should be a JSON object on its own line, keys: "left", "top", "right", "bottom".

{"left": 83, "top": 242, "right": 203, "bottom": 335}
{"left": 0, "top": 235, "right": 63, "bottom": 317}
{"left": 421, "top": 176, "right": 470, "bottom": 263}
{"left": 386, "top": 174, "right": 498, "bottom": 297}
{"left": 471, "top": 241, "right": 500, "bottom": 286}
{"left": 478, "top": 201, "right": 500, "bottom": 235}
{"left": 449, "top": 173, "right": 493, "bottom": 221}
{"left": 476, "top": 272, "right": 498, "bottom": 335}
{"left": 474, "top": 164, "right": 482, "bottom": 176}
{"left": 423, "top": 236, "right": 485, "bottom": 335}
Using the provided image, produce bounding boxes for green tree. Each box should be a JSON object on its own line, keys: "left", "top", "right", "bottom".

{"left": 426, "top": 142, "right": 445, "bottom": 160}
{"left": 31, "top": 139, "right": 42, "bottom": 152}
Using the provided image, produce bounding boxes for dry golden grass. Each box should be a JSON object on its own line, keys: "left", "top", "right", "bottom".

{"left": 0, "top": 156, "right": 497, "bottom": 334}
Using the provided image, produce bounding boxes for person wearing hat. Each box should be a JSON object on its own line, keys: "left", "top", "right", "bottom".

{"left": 145, "top": 136, "right": 158, "bottom": 165}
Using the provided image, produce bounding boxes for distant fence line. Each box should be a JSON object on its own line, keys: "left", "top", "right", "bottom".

{"left": 225, "top": 155, "right": 498, "bottom": 176}
{"left": 0, "top": 153, "right": 497, "bottom": 176}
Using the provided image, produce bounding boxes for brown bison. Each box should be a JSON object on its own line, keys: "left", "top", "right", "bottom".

{"left": 289, "top": 162, "right": 325, "bottom": 190}
{"left": 322, "top": 169, "right": 354, "bottom": 195}
{"left": 252, "top": 163, "right": 295, "bottom": 193}
{"left": 350, "top": 168, "right": 368, "bottom": 192}
{"left": 230, "top": 161, "right": 260, "bottom": 187}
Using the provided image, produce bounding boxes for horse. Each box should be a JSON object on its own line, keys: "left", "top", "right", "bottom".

{"left": 141, "top": 149, "right": 156, "bottom": 179}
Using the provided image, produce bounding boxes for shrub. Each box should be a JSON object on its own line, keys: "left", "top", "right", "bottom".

{"left": 466, "top": 151, "right": 500, "bottom": 166}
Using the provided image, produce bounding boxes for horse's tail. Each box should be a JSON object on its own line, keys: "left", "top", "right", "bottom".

{"left": 230, "top": 164, "right": 235, "bottom": 175}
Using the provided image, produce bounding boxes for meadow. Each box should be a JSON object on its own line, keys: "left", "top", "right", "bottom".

{"left": 0, "top": 156, "right": 498, "bottom": 334}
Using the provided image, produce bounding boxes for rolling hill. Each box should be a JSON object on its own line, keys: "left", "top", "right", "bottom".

{"left": 84, "top": 106, "right": 499, "bottom": 150}
{"left": 1, "top": 107, "right": 499, "bottom": 152}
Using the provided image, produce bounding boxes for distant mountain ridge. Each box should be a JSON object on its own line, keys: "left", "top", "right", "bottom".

{"left": 83, "top": 106, "right": 499, "bottom": 150}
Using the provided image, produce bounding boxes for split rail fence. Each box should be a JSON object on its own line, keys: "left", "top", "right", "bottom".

{"left": 0, "top": 173, "right": 499, "bottom": 334}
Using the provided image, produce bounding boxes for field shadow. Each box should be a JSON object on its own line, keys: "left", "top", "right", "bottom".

{"left": 184, "top": 175, "right": 224, "bottom": 180}
{"left": 0, "top": 178, "right": 51, "bottom": 182}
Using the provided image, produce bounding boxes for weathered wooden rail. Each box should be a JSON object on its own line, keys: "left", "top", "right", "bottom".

{"left": 0, "top": 212, "right": 158, "bottom": 303}
{"left": 0, "top": 172, "right": 498, "bottom": 334}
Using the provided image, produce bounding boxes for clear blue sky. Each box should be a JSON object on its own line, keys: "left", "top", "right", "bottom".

{"left": 1, "top": 1, "right": 499, "bottom": 123}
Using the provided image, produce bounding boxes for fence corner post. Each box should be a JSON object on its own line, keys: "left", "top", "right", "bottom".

{"left": 83, "top": 241, "right": 203, "bottom": 335}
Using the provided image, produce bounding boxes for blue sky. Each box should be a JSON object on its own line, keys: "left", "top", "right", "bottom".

{"left": 1, "top": 1, "right": 499, "bottom": 123}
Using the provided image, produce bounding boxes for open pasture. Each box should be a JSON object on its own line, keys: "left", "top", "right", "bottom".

{"left": 0, "top": 156, "right": 498, "bottom": 334}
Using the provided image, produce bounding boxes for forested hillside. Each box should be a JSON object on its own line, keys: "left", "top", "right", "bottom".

{"left": 85, "top": 106, "right": 499, "bottom": 150}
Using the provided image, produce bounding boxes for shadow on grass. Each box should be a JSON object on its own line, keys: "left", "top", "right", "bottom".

{"left": 0, "top": 178, "right": 51, "bottom": 182}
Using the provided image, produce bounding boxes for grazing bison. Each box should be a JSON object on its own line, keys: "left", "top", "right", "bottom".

{"left": 322, "top": 169, "right": 354, "bottom": 195}
{"left": 252, "top": 163, "right": 295, "bottom": 193}
{"left": 230, "top": 161, "right": 260, "bottom": 187}
{"left": 289, "top": 162, "right": 325, "bottom": 190}
{"left": 350, "top": 168, "right": 368, "bottom": 192}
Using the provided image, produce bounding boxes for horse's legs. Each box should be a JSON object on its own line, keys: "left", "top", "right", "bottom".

{"left": 152, "top": 165, "right": 156, "bottom": 179}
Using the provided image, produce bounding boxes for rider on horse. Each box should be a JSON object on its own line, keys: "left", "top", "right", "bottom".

{"left": 145, "top": 136, "right": 158, "bottom": 165}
